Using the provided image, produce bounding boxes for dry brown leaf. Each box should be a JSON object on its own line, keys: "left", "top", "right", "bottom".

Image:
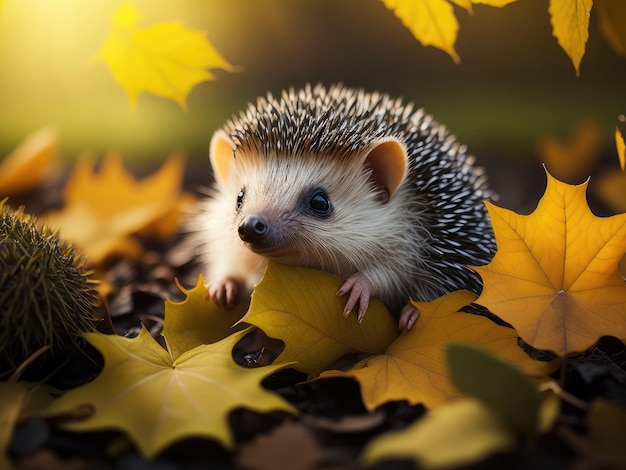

{"left": 236, "top": 421, "right": 325, "bottom": 470}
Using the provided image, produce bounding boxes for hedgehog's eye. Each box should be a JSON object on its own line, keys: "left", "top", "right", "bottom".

{"left": 236, "top": 187, "right": 245, "bottom": 211}
{"left": 308, "top": 188, "right": 332, "bottom": 218}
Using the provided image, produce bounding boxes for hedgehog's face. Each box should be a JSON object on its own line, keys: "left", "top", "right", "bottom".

{"left": 209, "top": 130, "right": 410, "bottom": 276}
{"left": 229, "top": 154, "right": 344, "bottom": 266}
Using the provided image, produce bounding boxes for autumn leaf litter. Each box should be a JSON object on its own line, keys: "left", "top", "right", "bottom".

{"left": 1, "top": 123, "right": 625, "bottom": 469}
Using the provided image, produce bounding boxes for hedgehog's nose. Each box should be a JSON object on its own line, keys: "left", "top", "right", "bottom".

{"left": 238, "top": 216, "right": 269, "bottom": 242}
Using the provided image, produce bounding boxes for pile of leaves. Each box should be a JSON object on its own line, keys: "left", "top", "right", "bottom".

{"left": 0, "top": 112, "right": 625, "bottom": 470}
{"left": 1, "top": 1, "right": 625, "bottom": 468}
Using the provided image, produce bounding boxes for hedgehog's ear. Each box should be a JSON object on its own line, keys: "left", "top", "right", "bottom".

{"left": 209, "top": 130, "right": 236, "bottom": 183}
{"left": 362, "top": 139, "right": 408, "bottom": 204}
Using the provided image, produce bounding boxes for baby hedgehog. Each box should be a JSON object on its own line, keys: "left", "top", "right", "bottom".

{"left": 193, "top": 83, "right": 496, "bottom": 329}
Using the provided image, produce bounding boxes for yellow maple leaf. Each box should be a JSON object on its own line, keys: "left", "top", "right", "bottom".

{"left": 97, "top": 2, "right": 236, "bottom": 109}
{"left": 242, "top": 262, "right": 399, "bottom": 377}
{"left": 536, "top": 116, "right": 601, "bottom": 184}
{"left": 596, "top": 0, "right": 626, "bottom": 57}
{"left": 0, "top": 127, "right": 57, "bottom": 197}
{"left": 382, "top": 0, "right": 517, "bottom": 63}
{"left": 162, "top": 274, "right": 248, "bottom": 361}
{"left": 548, "top": 0, "right": 593, "bottom": 76}
{"left": 43, "top": 327, "right": 295, "bottom": 458}
{"left": 382, "top": 0, "right": 461, "bottom": 63}
{"left": 474, "top": 169, "right": 626, "bottom": 356}
{"left": 45, "top": 152, "right": 187, "bottom": 265}
{"left": 320, "top": 291, "right": 559, "bottom": 410}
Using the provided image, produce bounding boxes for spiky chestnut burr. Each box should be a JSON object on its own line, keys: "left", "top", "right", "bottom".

{"left": 0, "top": 199, "right": 100, "bottom": 374}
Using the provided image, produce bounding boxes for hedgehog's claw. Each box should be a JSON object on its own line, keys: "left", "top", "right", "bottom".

{"left": 337, "top": 272, "right": 372, "bottom": 322}
{"left": 207, "top": 277, "right": 239, "bottom": 308}
{"left": 399, "top": 302, "right": 420, "bottom": 330}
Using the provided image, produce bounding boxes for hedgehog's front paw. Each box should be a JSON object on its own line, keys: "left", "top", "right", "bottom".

{"left": 399, "top": 302, "right": 420, "bottom": 330}
{"left": 207, "top": 277, "right": 239, "bottom": 308}
{"left": 337, "top": 272, "right": 372, "bottom": 323}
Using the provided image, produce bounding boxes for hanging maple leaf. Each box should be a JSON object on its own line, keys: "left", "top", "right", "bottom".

{"left": 381, "top": 0, "right": 517, "bottom": 63}
{"left": 43, "top": 327, "right": 295, "bottom": 459}
{"left": 162, "top": 274, "right": 248, "bottom": 361}
{"left": 319, "top": 291, "right": 559, "bottom": 410}
{"left": 474, "top": 169, "right": 626, "bottom": 356}
{"left": 382, "top": 0, "right": 461, "bottom": 63}
{"left": 548, "top": 0, "right": 593, "bottom": 76}
{"left": 242, "top": 262, "right": 399, "bottom": 377}
{"left": 0, "top": 127, "right": 57, "bottom": 197}
{"left": 97, "top": 2, "right": 236, "bottom": 109}
{"left": 45, "top": 152, "right": 192, "bottom": 265}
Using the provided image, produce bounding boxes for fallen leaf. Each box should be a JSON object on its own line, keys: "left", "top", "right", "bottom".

{"left": 320, "top": 291, "right": 559, "bottom": 410}
{"left": 97, "top": 2, "right": 236, "bottom": 109}
{"left": 596, "top": 0, "right": 626, "bottom": 57}
{"left": 45, "top": 153, "right": 186, "bottom": 265}
{"left": 242, "top": 262, "right": 399, "bottom": 376}
{"left": 473, "top": 168, "right": 626, "bottom": 355}
{"left": 0, "top": 127, "right": 57, "bottom": 196}
{"left": 43, "top": 328, "right": 295, "bottom": 458}
{"left": 0, "top": 382, "right": 58, "bottom": 470}
{"left": 361, "top": 397, "right": 516, "bottom": 469}
{"left": 382, "top": 0, "right": 461, "bottom": 63}
{"left": 137, "top": 191, "right": 197, "bottom": 240}
{"left": 447, "top": 343, "right": 540, "bottom": 433}
{"left": 0, "top": 382, "right": 26, "bottom": 470}
{"left": 536, "top": 116, "right": 601, "bottom": 184}
{"left": 548, "top": 0, "right": 593, "bottom": 76}
{"left": 162, "top": 274, "right": 248, "bottom": 361}
{"left": 236, "top": 421, "right": 325, "bottom": 470}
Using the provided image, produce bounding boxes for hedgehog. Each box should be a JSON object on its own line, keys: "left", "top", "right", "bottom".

{"left": 192, "top": 83, "right": 496, "bottom": 329}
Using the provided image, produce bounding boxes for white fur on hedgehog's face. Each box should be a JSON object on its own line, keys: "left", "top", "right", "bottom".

{"left": 221, "top": 151, "right": 395, "bottom": 278}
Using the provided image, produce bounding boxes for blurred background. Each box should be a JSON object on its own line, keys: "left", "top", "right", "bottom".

{"left": 0, "top": 0, "right": 624, "bottom": 210}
